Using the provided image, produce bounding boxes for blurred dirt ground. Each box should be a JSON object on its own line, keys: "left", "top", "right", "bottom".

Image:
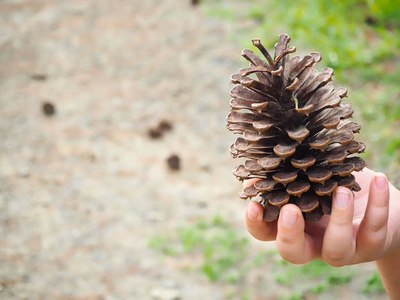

{"left": 0, "top": 1, "right": 387, "bottom": 300}
{"left": 0, "top": 0, "right": 250, "bottom": 299}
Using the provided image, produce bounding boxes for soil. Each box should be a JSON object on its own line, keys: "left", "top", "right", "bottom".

{"left": 0, "top": 1, "right": 388, "bottom": 299}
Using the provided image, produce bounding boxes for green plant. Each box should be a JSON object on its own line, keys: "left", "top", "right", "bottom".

{"left": 366, "top": 0, "right": 400, "bottom": 26}
{"left": 363, "top": 271, "right": 385, "bottom": 294}
{"left": 279, "top": 293, "right": 304, "bottom": 300}
{"left": 275, "top": 259, "right": 355, "bottom": 296}
{"left": 149, "top": 215, "right": 271, "bottom": 283}
{"left": 203, "top": 0, "right": 399, "bottom": 76}
{"left": 179, "top": 216, "right": 249, "bottom": 282}
{"left": 148, "top": 234, "right": 180, "bottom": 255}
{"left": 202, "top": 0, "right": 400, "bottom": 184}
{"left": 149, "top": 215, "right": 386, "bottom": 298}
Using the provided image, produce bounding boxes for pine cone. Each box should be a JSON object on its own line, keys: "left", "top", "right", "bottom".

{"left": 227, "top": 34, "right": 366, "bottom": 222}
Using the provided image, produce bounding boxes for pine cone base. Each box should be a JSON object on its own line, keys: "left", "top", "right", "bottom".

{"left": 227, "top": 34, "right": 366, "bottom": 222}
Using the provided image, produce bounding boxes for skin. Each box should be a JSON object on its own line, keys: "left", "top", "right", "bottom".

{"left": 244, "top": 167, "right": 400, "bottom": 299}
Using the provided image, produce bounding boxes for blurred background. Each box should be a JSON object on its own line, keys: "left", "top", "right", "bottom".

{"left": 0, "top": 0, "right": 399, "bottom": 299}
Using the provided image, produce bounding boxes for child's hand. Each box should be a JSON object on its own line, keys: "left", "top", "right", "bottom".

{"left": 244, "top": 167, "right": 400, "bottom": 266}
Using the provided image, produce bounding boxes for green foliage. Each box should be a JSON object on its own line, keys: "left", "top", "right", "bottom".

{"left": 363, "top": 271, "right": 385, "bottom": 294}
{"left": 202, "top": 3, "right": 236, "bottom": 21}
{"left": 149, "top": 215, "right": 387, "bottom": 298}
{"left": 367, "top": 0, "right": 400, "bottom": 26}
{"left": 279, "top": 293, "right": 304, "bottom": 300}
{"left": 327, "top": 274, "right": 352, "bottom": 285}
{"left": 177, "top": 214, "right": 250, "bottom": 282}
{"left": 149, "top": 215, "right": 271, "bottom": 283}
{"left": 148, "top": 234, "right": 180, "bottom": 255}
{"left": 203, "top": 0, "right": 399, "bottom": 77}
{"left": 202, "top": 0, "right": 400, "bottom": 181}
{"left": 275, "top": 259, "right": 355, "bottom": 297}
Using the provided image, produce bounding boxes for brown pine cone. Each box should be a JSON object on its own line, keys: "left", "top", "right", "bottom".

{"left": 227, "top": 34, "right": 366, "bottom": 222}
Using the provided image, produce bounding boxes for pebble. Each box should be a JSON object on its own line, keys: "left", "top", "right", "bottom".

{"left": 167, "top": 154, "right": 180, "bottom": 170}
{"left": 42, "top": 102, "right": 56, "bottom": 116}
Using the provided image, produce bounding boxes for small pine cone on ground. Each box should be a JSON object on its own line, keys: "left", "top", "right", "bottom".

{"left": 227, "top": 33, "right": 366, "bottom": 222}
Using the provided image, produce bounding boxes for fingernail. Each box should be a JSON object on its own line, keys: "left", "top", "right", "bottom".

{"left": 375, "top": 173, "right": 387, "bottom": 190}
{"left": 282, "top": 210, "right": 298, "bottom": 228}
{"left": 247, "top": 203, "right": 260, "bottom": 221}
{"left": 334, "top": 187, "right": 351, "bottom": 208}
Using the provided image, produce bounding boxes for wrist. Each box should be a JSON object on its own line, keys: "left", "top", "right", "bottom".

{"left": 376, "top": 245, "right": 400, "bottom": 263}
{"left": 374, "top": 245, "right": 400, "bottom": 299}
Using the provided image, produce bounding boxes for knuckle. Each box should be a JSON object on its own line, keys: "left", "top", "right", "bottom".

{"left": 278, "top": 232, "right": 297, "bottom": 246}
{"left": 279, "top": 250, "right": 301, "bottom": 264}
{"left": 323, "top": 251, "right": 347, "bottom": 267}
{"left": 277, "top": 244, "right": 305, "bottom": 264}
{"left": 371, "top": 196, "right": 389, "bottom": 209}
{"left": 276, "top": 234, "right": 302, "bottom": 263}
{"left": 331, "top": 216, "right": 350, "bottom": 227}
{"left": 365, "top": 221, "right": 386, "bottom": 235}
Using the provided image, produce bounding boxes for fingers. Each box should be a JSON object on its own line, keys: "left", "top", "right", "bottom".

{"left": 245, "top": 201, "right": 277, "bottom": 241}
{"left": 276, "top": 204, "right": 317, "bottom": 264}
{"left": 245, "top": 171, "right": 393, "bottom": 267}
{"left": 244, "top": 179, "right": 276, "bottom": 241}
{"left": 356, "top": 173, "right": 390, "bottom": 261}
{"left": 353, "top": 167, "right": 377, "bottom": 198}
{"left": 322, "top": 187, "right": 356, "bottom": 266}
{"left": 243, "top": 178, "right": 261, "bottom": 188}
